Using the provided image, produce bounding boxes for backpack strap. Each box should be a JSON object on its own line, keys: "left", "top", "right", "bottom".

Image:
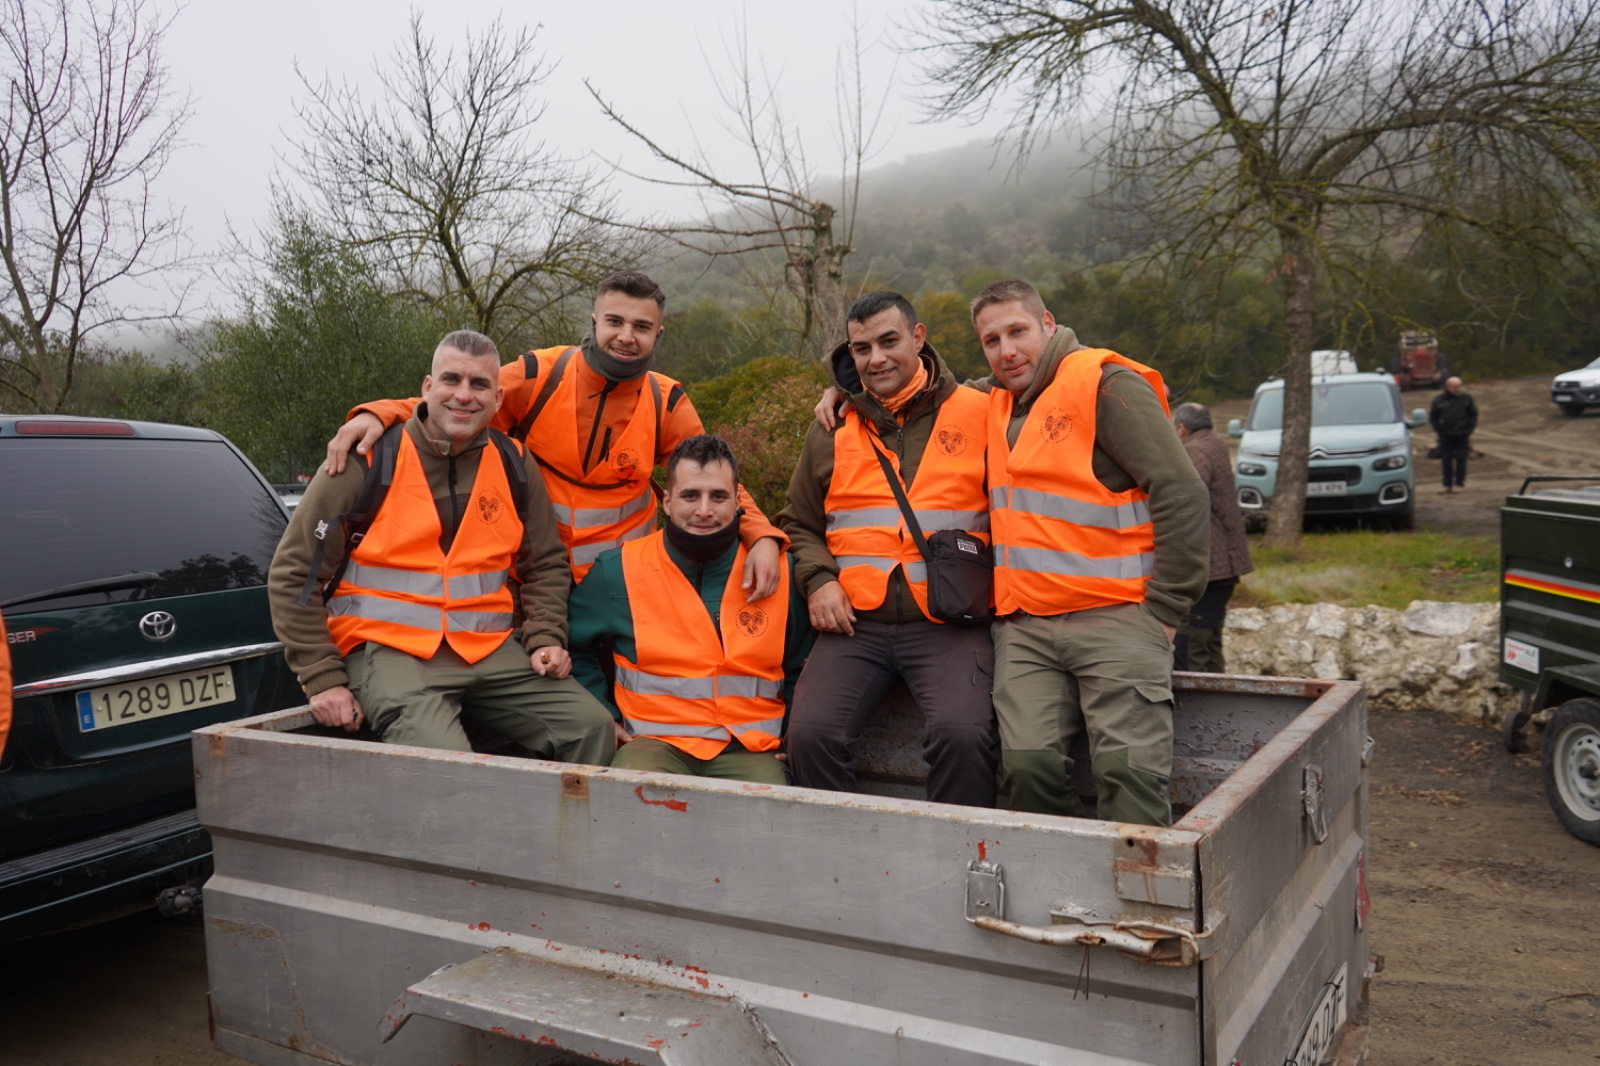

{"left": 296, "top": 424, "right": 405, "bottom": 607}
{"left": 511, "top": 347, "right": 578, "bottom": 443}
{"left": 487, "top": 428, "right": 530, "bottom": 519}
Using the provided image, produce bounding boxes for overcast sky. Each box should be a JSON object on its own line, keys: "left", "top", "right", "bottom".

{"left": 151, "top": 0, "right": 1015, "bottom": 325}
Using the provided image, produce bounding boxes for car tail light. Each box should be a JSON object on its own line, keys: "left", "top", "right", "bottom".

{"left": 13, "top": 420, "right": 135, "bottom": 436}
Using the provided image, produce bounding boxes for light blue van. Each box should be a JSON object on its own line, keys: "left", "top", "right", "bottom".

{"left": 1228, "top": 372, "right": 1428, "bottom": 530}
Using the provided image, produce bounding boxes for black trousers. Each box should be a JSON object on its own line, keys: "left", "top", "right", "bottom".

{"left": 787, "top": 618, "right": 999, "bottom": 807}
{"left": 1439, "top": 434, "right": 1470, "bottom": 487}
{"left": 1173, "top": 579, "right": 1236, "bottom": 673}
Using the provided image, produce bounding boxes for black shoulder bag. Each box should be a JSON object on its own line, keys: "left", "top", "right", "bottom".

{"left": 868, "top": 440, "right": 994, "bottom": 626}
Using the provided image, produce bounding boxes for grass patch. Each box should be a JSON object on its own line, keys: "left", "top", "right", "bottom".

{"left": 1233, "top": 530, "right": 1499, "bottom": 610}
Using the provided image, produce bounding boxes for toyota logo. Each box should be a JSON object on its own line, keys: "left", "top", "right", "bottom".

{"left": 139, "top": 611, "right": 177, "bottom": 642}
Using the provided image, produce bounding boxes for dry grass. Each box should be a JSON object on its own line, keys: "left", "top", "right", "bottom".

{"left": 1233, "top": 530, "right": 1499, "bottom": 609}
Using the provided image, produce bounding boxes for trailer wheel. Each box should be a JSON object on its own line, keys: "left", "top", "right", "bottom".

{"left": 1541, "top": 699, "right": 1600, "bottom": 846}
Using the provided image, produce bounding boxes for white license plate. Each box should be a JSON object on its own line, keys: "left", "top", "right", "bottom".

{"left": 1288, "top": 962, "right": 1349, "bottom": 1066}
{"left": 1554, "top": 393, "right": 1572, "bottom": 401}
{"left": 75, "top": 664, "right": 237, "bottom": 732}
{"left": 1306, "top": 481, "right": 1348, "bottom": 496}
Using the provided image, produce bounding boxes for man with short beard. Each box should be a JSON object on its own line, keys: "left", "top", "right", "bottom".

{"left": 567, "top": 435, "right": 813, "bottom": 784}
{"left": 267, "top": 330, "right": 615, "bottom": 760}
{"left": 972, "top": 279, "right": 1208, "bottom": 826}
{"left": 322, "top": 272, "right": 787, "bottom": 593}
{"left": 779, "top": 291, "right": 999, "bottom": 808}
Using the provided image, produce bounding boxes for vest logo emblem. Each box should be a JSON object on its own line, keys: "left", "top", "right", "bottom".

{"left": 737, "top": 605, "right": 769, "bottom": 638}
{"left": 1040, "top": 408, "right": 1074, "bottom": 443}
{"left": 936, "top": 425, "right": 967, "bottom": 455}
{"left": 613, "top": 447, "right": 640, "bottom": 474}
{"left": 477, "top": 490, "right": 505, "bottom": 524}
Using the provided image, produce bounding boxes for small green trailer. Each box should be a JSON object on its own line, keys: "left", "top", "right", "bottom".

{"left": 1499, "top": 476, "right": 1600, "bottom": 845}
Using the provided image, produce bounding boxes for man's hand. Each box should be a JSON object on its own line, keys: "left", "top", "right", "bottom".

{"left": 325, "top": 412, "right": 385, "bottom": 476}
{"left": 530, "top": 646, "right": 572, "bottom": 679}
{"left": 813, "top": 386, "right": 846, "bottom": 431}
{"left": 612, "top": 720, "right": 631, "bottom": 748}
{"left": 807, "top": 580, "right": 857, "bottom": 636}
{"left": 742, "top": 536, "right": 782, "bottom": 600}
{"left": 309, "top": 685, "right": 364, "bottom": 732}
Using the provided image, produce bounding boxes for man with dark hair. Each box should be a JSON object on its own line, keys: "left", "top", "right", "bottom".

{"left": 1429, "top": 376, "right": 1478, "bottom": 492}
{"left": 322, "top": 271, "right": 787, "bottom": 594}
{"left": 1170, "top": 402, "right": 1253, "bottom": 673}
{"left": 567, "top": 435, "right": 813, "bottom": 784}
{"left": 969, "top": 279, "right": 1208, "bottom": 827}
{"left": 267, "top": 331, "right": 616, "bottom": 760}
{"left": 779, "top": 291, "right": 999, "bottom": 808}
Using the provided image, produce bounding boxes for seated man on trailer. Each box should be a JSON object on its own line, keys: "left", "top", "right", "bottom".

{"left": 322, "top": 271, "right": 788, "bottom": 594}
{"left": 567, "top": 435, "right": 814, "bottom": 784}
{"left": 778, "top": 290, "right": 1000, "bottom": 808}
{"left": 268, "top": 330, "right": 615, "bottom": 762}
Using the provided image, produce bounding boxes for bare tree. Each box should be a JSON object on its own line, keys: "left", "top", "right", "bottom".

{"left": 918, "top": 0, "right": 1600, "bottom": 545}
{"left": 0, "top": 0, "right": 189, "bottom": 412}
{"left": 289, "top": 13, "right": 629, "bottom": 349}
{"left": 587, "top": 20, "right": 889, "bottom": 357}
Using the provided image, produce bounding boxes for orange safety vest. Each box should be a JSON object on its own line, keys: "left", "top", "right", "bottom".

{"left": 824, "top": 387, "right": 990, "bottom": 623}
{"left": 613, "top": 533, "right": 788, "bottom": 759}
{"left": 988, "top": 349, "right": 1168, "bottom": 618}
{"left": 326, "top": 431, "right": 521, "bottom": 663}
{"left": 521, "top": 347, "right": 676, "bottom": 583}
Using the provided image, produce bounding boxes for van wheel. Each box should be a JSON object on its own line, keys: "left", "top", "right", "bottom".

{"left": 1558, "top": 403, "right": 1585, "bottom": 417}
{"left": 1244, "top": 513, "right": 1268, "bottom": 535}
{"left": 1390, "top": 502, "right": 1415, "bottom": 531}
{"left": 1541, "top": 698, "right": 1600, "bottom": 846}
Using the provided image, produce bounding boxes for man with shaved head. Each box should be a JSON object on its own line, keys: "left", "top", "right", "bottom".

{"left": 267, "top": 330, "right": 615, "bottom": 760}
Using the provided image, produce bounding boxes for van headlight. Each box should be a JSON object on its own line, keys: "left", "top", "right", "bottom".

{"left": 1373, "top": 455, "right": 1407, "bottom": 471}
{"left": 1238, "top": 462, "right": 1268, "bottom": 477}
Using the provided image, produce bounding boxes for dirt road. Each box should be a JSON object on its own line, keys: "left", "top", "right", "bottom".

{"left": 1211, "top": 374, "right": 1600, "bottom": 539}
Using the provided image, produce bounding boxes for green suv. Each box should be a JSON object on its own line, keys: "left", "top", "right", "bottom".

{"left": 1, "top": 415, "right": 297, "bottom": 940}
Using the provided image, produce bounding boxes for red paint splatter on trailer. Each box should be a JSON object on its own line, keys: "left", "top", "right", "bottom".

{"left": 714, "top": 877, "right": 721, "bottom": 884}
{"left": 470, "top": 922, "right": 491, "bottom": 931}
{"left": 976, "top": 840, "right": 989, "bottom": 861}
{"left": 634, "top": 784, "right": 688, "bottom": 812}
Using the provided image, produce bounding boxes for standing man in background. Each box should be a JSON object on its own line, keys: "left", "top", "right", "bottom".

{"left": 1429, "top": 376, "right": 1478, "bottom": 493}
{"left": 1170, "top": 402, "right": 1253, "bottom": 673}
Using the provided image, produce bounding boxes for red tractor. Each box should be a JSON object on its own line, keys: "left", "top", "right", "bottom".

{"left": 1392, "top": 330, "right": 1450, "bottom": 390}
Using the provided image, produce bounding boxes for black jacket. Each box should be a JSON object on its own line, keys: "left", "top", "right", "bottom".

{"left": 1429, "top": 391, "right": 1478, "bottom": 438}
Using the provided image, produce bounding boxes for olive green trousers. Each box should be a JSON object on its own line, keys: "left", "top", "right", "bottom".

{"left": 992, "top": 603, "right": 1174, "bottom": 827}
{"left": 345, "top": 637, "right": 616, "bottom": 766}
{"left": 612, "top": 736, "right": 788, "bottom": 785}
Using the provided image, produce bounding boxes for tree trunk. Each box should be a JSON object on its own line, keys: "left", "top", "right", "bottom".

{"left": 1265, "top": 229, "right": 1315, "bottom": 548}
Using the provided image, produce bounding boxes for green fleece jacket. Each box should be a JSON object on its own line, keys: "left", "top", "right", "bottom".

{"left": 776, "top": 340, "right": 982, "bottom": 624}
{"left": 567, "top": 533, "right": 815, "bottom": 722}
{"left": 971, "top": 325, "right": 1210, "bottom": 626}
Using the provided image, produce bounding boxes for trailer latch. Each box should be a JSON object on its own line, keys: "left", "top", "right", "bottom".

{"left": 964, "top": 859, "right": 1216, "bottom": 967}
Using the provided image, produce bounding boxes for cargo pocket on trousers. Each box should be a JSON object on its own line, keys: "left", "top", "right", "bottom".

{"left": 1129, "top": 679, "right": 1175, "bottom": 782}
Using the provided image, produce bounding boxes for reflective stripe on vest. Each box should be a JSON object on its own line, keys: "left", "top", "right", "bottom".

{"left": 614, "top": 532, "right": 789, "bottom": 760}
{"left": 326, "top": 430, "right": 521, "bottom": 664}
{"left": 988, "top": 349, "right": 1167, "bottom": 618}
{"left": 519, "top": 346, "right": 676, "bottom": 583}
{"left": 823, "top": 385, "right": 990, "bottom": 623}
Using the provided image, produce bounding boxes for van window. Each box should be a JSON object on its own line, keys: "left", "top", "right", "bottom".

{"left": 0, "top": 438, "right": 286, "bottom": 609}
{"left": 1247, "top": 382, "right": 1401, "bottom": 432}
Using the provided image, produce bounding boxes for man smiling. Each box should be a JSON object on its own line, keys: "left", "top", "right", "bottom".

{"left": 323, "top": 272, "right": 787, "bottom": 590}
{"left": 267, "top": 331, "right": 615, "bottom": 760}
{"left": 778, "top": 291, "right": 999, "bottom": 808}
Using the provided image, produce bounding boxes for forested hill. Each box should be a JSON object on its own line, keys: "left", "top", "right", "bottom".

{"left": 646, "top": 138, "right": 1596, "bottom": 402}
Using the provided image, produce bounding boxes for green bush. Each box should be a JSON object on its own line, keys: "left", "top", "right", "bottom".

{"left": 691, "top": 356, "right": 828, "bottom": 517}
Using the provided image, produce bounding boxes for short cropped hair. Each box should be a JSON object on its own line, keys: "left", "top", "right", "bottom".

{"left": 666, "top": 433, "right": 739, "bottom": 488}
{"left": 970, "top": 279, "right": 1047, "bottom": 323}
{"left": 596, "top": 270, "right": 666, "bottom": 310}
{"left": 847, "top": 290, "right": 918, "bottom": 331}
{"left": 1171, "top": 402, "right": 1213, "bottom": 432}
{"left": 437, "top": 329, "right": 499, "bottom": 360}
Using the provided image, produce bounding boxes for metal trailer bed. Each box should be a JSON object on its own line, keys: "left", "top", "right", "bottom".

{"left": 194, "top": 671, "right": 1372, "bottom": 1066}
